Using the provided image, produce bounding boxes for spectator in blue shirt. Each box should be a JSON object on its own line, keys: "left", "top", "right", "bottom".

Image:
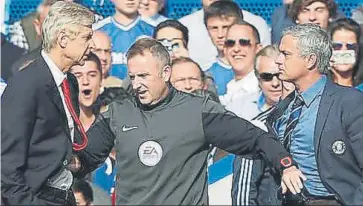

{"left": 93, "top": 0, "right": 154, "bottom": 80}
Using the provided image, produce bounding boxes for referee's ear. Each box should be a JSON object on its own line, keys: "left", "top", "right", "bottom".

{"left": 161, "top": 65, "right": 172, "bottom": 82}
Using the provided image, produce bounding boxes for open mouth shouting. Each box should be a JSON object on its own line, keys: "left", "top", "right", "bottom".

{"left": 82, "top": 89, "right": 92, "bottom": 99}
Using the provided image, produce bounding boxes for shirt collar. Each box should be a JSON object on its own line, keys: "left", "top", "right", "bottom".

{"left": 300, "top": 75, "right": 327, "bottom": 107}
{"left": 111, "top": 15, "right": 140, "bottom": 31}
{"left": 216, "top": 57, "right": 232, "bottom": 69}
{"left": 230, "top": 71, "right": 258, "bottom": 91}
{"left": 41, "top": 50, "right": 66, "bottom": 87}
{"left": 151, "top": 14, "right": 160, "bottom": 20}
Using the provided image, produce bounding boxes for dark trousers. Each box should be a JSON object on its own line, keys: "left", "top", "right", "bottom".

{"left": 38, "top": 185, "right": 76, "bottom": 206}
{"left": 305, "top": 199, "right": 340, "bottom": 206}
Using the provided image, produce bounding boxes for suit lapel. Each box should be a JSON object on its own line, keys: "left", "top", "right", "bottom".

{"left": 47, "top": 84, "right": 72, "bottom": 138}
{"left": 67, "top": 72, "right": 80, "bottom": 116}
{"left": 67, "top": 72, "right": 83, "bottom": 144}
{"left": 37, "top": 55, "right": 73, "bottom": 140}
{"left": 314, "top": 79, "right": 335, "bottom": 149}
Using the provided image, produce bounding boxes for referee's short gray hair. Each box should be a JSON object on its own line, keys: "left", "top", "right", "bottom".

{"left": 127, "top": 37, "right": 171, "bottom": 71}
{"left": 282, "top": 24, "right": 332, "bottom": 74}
{"left": 42, "top": 1, "right": 94, "bottom": 52}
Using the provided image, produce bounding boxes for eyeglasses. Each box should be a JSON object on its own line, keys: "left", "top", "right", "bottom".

{"left": 259, "top": 72, "right": 280, "bottom": 82}
{"left": 225, "top": 38, "right": 252, "bottom": 48}
{"left": 332, "top": 41, "right": 359, "bottom": 51}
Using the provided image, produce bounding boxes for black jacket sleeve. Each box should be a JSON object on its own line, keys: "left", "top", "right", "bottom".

{"left": 202, "top": 97, "right": 292, "bottom": 172}
{"left": 76, "top": 105, "right": 116, "bottom": 176}
{"left": 1, "top": 77, "right": 44, "bottom": 205}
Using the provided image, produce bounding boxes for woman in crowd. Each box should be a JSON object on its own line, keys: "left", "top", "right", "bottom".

{"left": 328, "top": 18, "right": 363, "bottom": 91}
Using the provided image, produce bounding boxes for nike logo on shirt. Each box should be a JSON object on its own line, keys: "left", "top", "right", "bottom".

{"left": 122, "top": 125, "right": 138, "bottom": 132}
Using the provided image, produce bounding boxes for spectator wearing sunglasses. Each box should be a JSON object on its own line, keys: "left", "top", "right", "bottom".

{"left": 154, "top": 20, "right": 189, "bottom": 61}
{"left": 203, "top": 0, "right": 243, "bottom": 96}
{"left": 179, "top": 0, "right": 271, "bottom": 70}
{"left": 219, "top": 21, "right": 262, "bottom": 106}
{"left": 327, "top": 18, "right": 362, "bottom": 89}
{"left": 227, "top": 45, "right": 285, "bottom": 205}
{"left": 226, "top": 45, "right": 282, "bottom": 121}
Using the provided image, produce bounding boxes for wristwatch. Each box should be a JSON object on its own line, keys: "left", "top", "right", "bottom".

{"left": 280, "top": 156, "right": 298, "bottom": 173}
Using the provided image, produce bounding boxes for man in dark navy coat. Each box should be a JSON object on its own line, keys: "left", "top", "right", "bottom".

{"left": 1, "top": 2, "right": 95, "bottom": 205}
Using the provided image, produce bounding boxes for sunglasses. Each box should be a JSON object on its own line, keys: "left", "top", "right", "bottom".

{"left": 225, "top": 39, "right": 252, "bottom": 48}
{"left": 332, "top": 41, "right": 359, "bottom": 51}
{"left": 259, "top": 72, "right": 280, "bottom": 81}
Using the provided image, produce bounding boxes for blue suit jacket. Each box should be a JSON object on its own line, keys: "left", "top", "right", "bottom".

{"left": 266, "top": 78, "right": 363, "bottom": 205}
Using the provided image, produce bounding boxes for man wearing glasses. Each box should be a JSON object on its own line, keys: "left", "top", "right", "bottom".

{"left": 226, "top": 45, "right": 283, "bottom": 122}
{"left": 219, "top": 21, "right": 261, "bottom": 106}
{"left": 227, "top": 45, "right": 287, "bottom": 205}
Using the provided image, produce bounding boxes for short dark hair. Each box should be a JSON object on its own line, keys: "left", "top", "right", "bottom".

{"left": 72, "top": 179, "right": 93, "bottom": 205}
{"left": 289, "top": 0, "right": 338, "bottom": 21}
{"left": 228, "top": 20, "right": 261, "bottom": 44}
{"left": 204, "top": 0, "right": 243, "bottom": 26}
{"left": 328, "top": 18, "right": 361, "bottom": 43}
{"left": 171, "top": 57, "right": 205, "bottom": 81}
{"left": 70, "top": 52, "right": 102, "bottom": 78}
{"left": 87, "top": 52, "right": 102, "bottom": 76}
{"left": 127, "top": 37, "right": 171, "bottom": 69}
{"left": 154, "top": 19, "right": 189, "bottom": 47}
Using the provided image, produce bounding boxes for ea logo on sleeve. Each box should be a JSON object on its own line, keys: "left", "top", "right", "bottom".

{"left": 138, "top": 140, "right": 163, "bottom": 166}
{"left": 332, "top": 140, "right": 346, "bottom": 155}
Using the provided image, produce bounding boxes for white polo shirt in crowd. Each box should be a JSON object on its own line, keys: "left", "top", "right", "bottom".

{"left": 41, "top": 50, "right": 75, "bottom": 142}
{"left": 219, "top": 70, "right": 259, "bottom": 107}
{"left": 179, "top": 9, "right": 271, "bottom": 68}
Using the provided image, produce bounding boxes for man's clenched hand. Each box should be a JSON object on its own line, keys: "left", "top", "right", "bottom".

{"left": 281, "top": 166, "right": 307, "bottom": 194}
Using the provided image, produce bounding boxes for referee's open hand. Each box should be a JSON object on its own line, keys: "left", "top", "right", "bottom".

{"left": 281, "top": 166, "right": 307, "bottom": 194}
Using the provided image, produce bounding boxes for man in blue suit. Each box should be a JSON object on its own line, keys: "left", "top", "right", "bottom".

{"left": 268, "top": 23, "right": 363, "bottom": 205}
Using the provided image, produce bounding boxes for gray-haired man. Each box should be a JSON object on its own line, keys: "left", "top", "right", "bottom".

{"left": 269, "top": 23, "right": 363, "bottom": 205}
{"left": 2, "top": 1, "right": 94, "bottom": 205}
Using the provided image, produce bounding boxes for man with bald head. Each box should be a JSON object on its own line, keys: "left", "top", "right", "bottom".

{"left": 92, "top": 31, "right": 123, "bottom": 88}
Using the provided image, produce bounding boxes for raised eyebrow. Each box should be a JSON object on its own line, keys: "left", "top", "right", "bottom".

{"left": 88, "top": 71, "right": 99, "bottom": 74}
{"left": 315, "top": 7, "right": 326, "bottom": 10}
{"left": 302, "top": 7, "right": 311, "bottom": 11}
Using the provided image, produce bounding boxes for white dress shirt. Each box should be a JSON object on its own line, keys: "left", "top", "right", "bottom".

{"left": 41, "top": 50, "right": 74, "bottom": 142}
{"left": 179, "top": 9, "right": 271, "bottom": 69}
{"left": 219, "top": 70, "right": 259, "bottom": 106}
